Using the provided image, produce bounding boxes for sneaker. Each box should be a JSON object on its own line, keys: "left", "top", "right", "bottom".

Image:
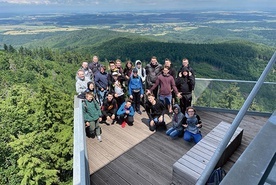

{"left": 97, "top": 135, "right": 102, "bottom": 142}
{"left": 90, "top": 132, "right": 95, "bottom": 139}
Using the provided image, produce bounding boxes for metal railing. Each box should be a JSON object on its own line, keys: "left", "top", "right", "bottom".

{"left": 193, "top": 79, "right": 276, "bottom": 115}
{"left": 196, "top": 51, "right": 276, "bottom": 185}
{"left": 220, "top": 111, "right": 276, "bottom": 185}
{"left": 73, "top": 96, "right": 90, "bottom": 185}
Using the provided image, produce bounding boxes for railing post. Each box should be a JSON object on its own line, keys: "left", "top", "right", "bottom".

{"left": 196, "top": 51, "right": 276, "bottom": 185}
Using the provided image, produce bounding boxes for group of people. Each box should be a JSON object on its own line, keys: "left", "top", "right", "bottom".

{"left": 77, "top": 55, "right": 202, "bottom": 143}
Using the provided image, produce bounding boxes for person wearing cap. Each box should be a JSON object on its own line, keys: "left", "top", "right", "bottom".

{"left": 128, "top": 68, "right": 144, "bottom": 114}
{"left": 94, "top": 65, "right": 110, "bottom": 105}
{"left": 175, "top": 67, "right": 195, "bottom": 114}
{"left": 109, "top": 71, "right": 126, "bottom": 108}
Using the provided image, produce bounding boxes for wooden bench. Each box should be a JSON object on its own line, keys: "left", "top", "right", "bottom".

{"left": 172, "top": 121, "right": 244, "bottom": 185}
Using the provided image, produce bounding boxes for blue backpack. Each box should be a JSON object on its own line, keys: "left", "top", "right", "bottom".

{"left": 206, "top": 167, "right": 226, "bottom": 185}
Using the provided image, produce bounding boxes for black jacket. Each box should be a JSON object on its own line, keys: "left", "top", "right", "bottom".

{"left": 175, "top": 75, "right": 195, "bottom": 94}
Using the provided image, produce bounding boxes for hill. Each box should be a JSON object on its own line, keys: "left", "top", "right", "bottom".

{"left": 0, "top": 28, "right": 275, "bottom": 184}
{"left": 17, "top": 28, "right": 275, "bottom": 81}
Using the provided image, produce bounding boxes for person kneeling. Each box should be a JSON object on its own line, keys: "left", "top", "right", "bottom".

{"left": 166, "top": 104, "right": 184, "bottom": 139}
{"left": 117, "top": 99, "right": 135, "bottom": 126}
{"left": 182, "top": 106, "right": 202, "bottom": 144}
{"left": 146, "top": 93, "right": 166, "bottom": 131}
{"left": 101, "top": 92, "right": 118, "bottom": 125}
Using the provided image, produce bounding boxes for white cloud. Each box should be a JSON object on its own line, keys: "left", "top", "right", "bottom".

{"left": 0, "top": 0, "right": 52, "bottom": 4}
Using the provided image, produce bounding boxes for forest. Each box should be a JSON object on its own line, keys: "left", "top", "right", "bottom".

{"left": 0, "top": 29, "right": 275, "bottom": 184}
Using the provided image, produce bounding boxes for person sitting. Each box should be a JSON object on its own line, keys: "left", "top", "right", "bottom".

{"left": 146, "top": 93, "right": 166, "bottom": 132}
{"left": 128, "top": 68, "right": 144, "bottom": 114}
{"left": 101, "top": 92, "right": 118, "bottom": 125}
{"left": 182, "top": 106, "right": 202, "bottom": 144}
{"left": 117, "top": 99, "right": 135, "bottom": 126}
{"left": 166, "top": 104, "right": 184, "bottom": 139}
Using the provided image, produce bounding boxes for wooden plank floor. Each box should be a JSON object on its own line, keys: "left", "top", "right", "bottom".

{"left": 87, "top": 109, "right": 269, "bottom": 185}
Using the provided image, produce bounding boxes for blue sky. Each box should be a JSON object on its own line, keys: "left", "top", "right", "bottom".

{"left": 0, "top": 0, "right": 275, "bottom": 13}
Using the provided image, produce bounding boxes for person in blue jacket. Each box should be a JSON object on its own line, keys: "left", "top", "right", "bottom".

{"left": 117, "top": 98, "right": 135, "bottom": 126}
{"left": 128, "top": 68, "right": 144, "bottom": 114}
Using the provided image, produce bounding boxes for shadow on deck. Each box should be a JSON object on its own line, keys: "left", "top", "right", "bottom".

{"left": 87, "top": 109, "right": 268, "bottom": 185}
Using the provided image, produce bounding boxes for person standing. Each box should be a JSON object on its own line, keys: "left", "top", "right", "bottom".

{"left": 123, "top": 60, "right": 134, "bottom": 87}
{"left": 182, "top": 106, "right": 202, "bottom": 144}
{"left": 76, "top": 61, "right": 93, "bottom": 81}
{"left": 109, "top": 71, "right": 126, "bottom": 108}
{"left": 82, "top": 92, "right": 103, "bottom": 142}
{"left": 175, "top": 67, "right": 195, "bottom": 114}
{"left": 115, "top": 59, "right": 124, "bottom": 76}
{"left": 145, "top": 56, "right": 162, "bottom": 98}
{"left": 76, "top": 69, "right": 91, "bottom": 99}
{"left": 178, "top": 58, "right": 195, "bottom": 77}
{"left": 128, "top": 68, "right": 144, "bottom": 114}
{"left": 147, "top": 66, "right": 181, "bottom": 114}
{"left": 135, "top": 60, "right": 146, "bottom": 84}
{"left": 89, "top": 55, "right": 101, "bottom": 75}
{"left": 94, "top": 65, "right": 109, "bottom": 105}
{"left": 164, "top": 58, "right": 176, "bottom": 79}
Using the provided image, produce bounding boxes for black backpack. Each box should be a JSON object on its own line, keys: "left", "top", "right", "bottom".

{"left": 206, "top": 167, "right": 226, "bottom": 185}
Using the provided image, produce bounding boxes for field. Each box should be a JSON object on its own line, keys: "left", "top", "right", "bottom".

{"left": 1, "top": 11, "right": 276, "bottom": 47}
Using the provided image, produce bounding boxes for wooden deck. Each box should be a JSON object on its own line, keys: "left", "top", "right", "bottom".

{"left": 87, "top": 109, "right": 268, "bottom": 185}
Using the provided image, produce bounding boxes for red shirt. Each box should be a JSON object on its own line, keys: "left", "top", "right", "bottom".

{"left": 150, "top": 74, "right": 178, "bottom": 96}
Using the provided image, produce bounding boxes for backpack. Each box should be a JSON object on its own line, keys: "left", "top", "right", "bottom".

{"left": 206, "top": 167, "right": 226, "bottom": 185}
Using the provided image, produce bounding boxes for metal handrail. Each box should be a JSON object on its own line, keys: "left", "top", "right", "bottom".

{"left": 73, "top": 96, "right": 90, "bottom": 185}
{"left": 195, "top": 78, "right": 276, "bottom": 84}
{"left": 196, "top": 51, "right": 276, "bottom": 185}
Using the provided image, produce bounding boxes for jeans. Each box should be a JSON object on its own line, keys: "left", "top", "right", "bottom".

{"left": 166, "top": 127, "right": 181, "bottom": 139}
{"left": 149, "top": 117, "right": 165, "bottom": 131}
{"left": 159, "top": 94, "right": 172, "bottom": 106}
{"left": 98, "top": 89, "right": 107, "bottom": 105}
{"left": 183, "top": 130, "right": 202, "bottom": 143}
